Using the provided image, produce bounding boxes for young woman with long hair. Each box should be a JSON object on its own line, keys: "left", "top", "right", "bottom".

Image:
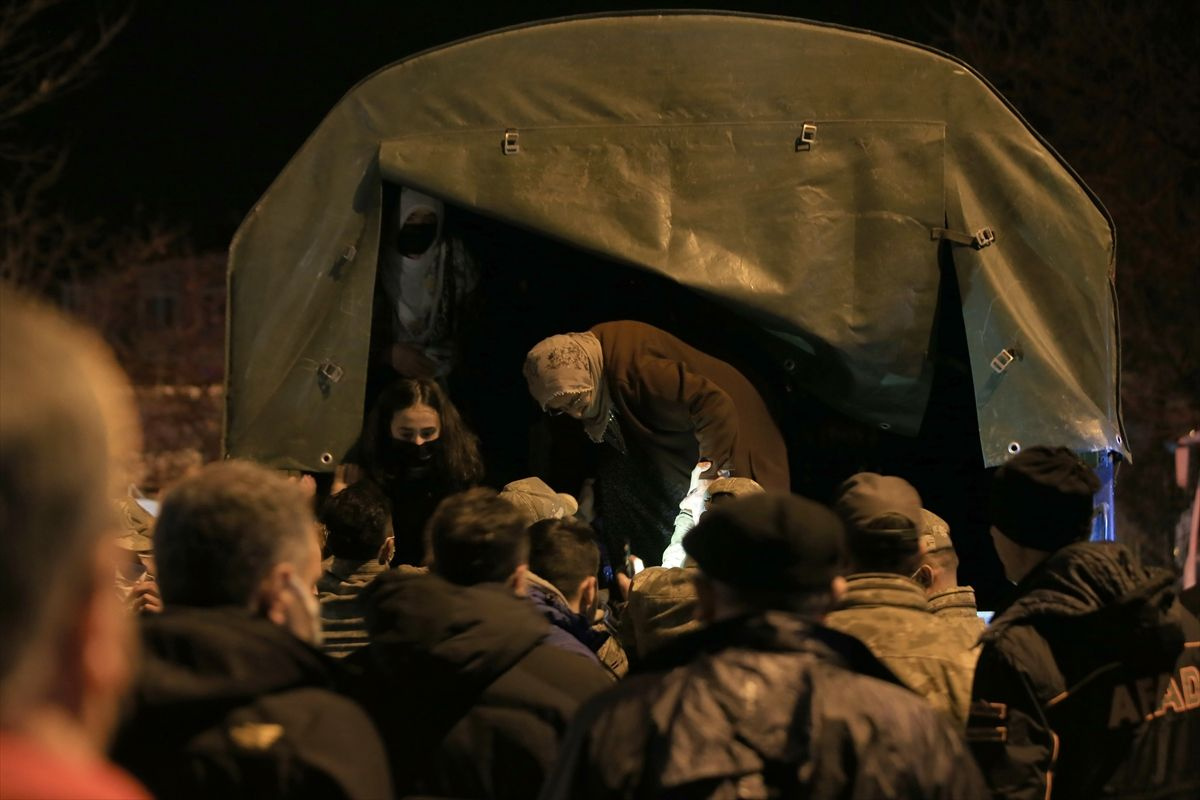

{"left": 359, "top": 378, "right": 484, "bottom": 566}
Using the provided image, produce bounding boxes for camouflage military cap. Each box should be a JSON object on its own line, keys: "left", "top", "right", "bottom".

{"left": 114, "top": 495, "right": 155, "bottom": 552}
{"left": 835, "top": 472, "right": 922, "bottom": 540}
{"left": 498, "top": 477, "right": 578, "bottom": 525}
{"left": 918, "top": 509, "right": 954, "bottom": 553}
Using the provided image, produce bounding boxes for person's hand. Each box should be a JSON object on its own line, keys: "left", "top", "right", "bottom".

{"left": 680, "top": 459, "right": 713, "bottom": 520}
{"left": 678, "top": 484, "right": 708, "bottom": 520}
{"left": 614, "top": 571, "right": 632, "bottom": 602}
{"left": 390, "top": 343, "right": 436, "bottom": 378}
{"left": 577, "top": 478, "right": 596, "bottom": 522}
{"left": 288, "top": 473, "right": 317, "bottom": 499}
{"left": 128, "top": 577, "right": 163, "bottom": 614}
{"left": 661, "top": 542, "right": 687, "bottom": 570}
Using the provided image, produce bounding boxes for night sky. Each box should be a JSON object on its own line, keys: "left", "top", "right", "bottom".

{"left": 35, "top": 0, "right": 948, "bottom": 248}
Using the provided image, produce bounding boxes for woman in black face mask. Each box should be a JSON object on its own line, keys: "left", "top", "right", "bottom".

{"left": 359, "top": 378, "right": 484, "bottom": 566}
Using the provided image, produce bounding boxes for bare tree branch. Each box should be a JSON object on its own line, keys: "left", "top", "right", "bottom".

{"left": 0, "top": 0, "right": 132, "bottom": 126}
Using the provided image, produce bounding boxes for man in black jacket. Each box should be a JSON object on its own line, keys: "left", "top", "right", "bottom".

{"left": 540, "top": 493, "right": 987, "bottom": 799}
{"left": 361, "top": 487, "right": 613, "bottom": 799}
{"left": 969, "top": 446, "right": 1200, "bottom": 799}
{"left": 111, "top": 461, "right": 393, "bottom": 800}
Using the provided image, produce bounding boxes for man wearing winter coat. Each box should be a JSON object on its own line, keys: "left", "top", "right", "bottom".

{"left": 526, "top": 515, "right": 628, "bottom": 677}
{"left": 360, "top": 488, "right": 613, "bottom": 799}
{"left": 540, "top": 493, "right": 988, "bottom": 800}
{"left": 969, "top": 446, "right": 1200, "bottom": 799}
{"left": 110, "top": 461, "right": 393, "bottom": 800}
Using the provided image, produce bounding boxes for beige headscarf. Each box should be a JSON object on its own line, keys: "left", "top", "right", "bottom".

{"left": 523, "top": 332, "right": 614, "bottom": 444}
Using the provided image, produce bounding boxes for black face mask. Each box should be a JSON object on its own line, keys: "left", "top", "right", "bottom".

{"left": 385, "top": 438, "right": 440, "bottom": 479}
{"left": 396, "top": 220, "right": 439, "bottom": 257}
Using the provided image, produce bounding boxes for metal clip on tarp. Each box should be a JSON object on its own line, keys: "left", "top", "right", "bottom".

{"left": 502, "top": 129, "right": 520, "bottom": 155}
{"left": 318, "top": 362, "right": 344, "bottom": 384}
{"left": 794, "top": 122, "right": 818, "bottom": 152}
{"left": 931, "top": 226, "right": 996, "bottom": 249}
{"left": 990, "top": 347, "right": 1020, "bottom": 374}
{"left": 330, "top": 244, "right": 357, "bottom": 280}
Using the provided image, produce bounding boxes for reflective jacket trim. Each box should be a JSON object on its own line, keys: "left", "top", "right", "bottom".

{"left": 1046, "top": 661, "right": 1122, "bottom": 709}
{"left": 1044, "top": 729, "right": 1060, "bottom": 800}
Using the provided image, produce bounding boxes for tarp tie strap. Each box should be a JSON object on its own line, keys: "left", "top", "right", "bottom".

{"left": 931, "top": 226, "right": 996, "bottom": 249}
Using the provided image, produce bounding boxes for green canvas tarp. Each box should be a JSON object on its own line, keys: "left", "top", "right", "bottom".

{"left": 225, "top": 11, "right": 1128, "bottom": 471}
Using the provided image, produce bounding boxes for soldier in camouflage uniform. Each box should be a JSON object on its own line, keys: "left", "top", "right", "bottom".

{"left": 824, "top": 473, "right": 979, "bottom": 725}
{"left": 917, "top": 508, "right": 986, "bottom": 646}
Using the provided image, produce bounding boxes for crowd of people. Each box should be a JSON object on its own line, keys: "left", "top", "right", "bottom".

{"left": 2, "top": 285, "right": 1198, "bottom": 800}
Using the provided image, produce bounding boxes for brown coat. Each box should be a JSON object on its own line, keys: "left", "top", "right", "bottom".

{"left": 592, "top": 320, "right": 789, "bottom": 493}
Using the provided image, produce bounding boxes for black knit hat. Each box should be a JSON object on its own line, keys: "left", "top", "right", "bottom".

{"left": 683, "top": 493, "right": 845, "bottom": 594}
{"left": 989, "top": 446, "right": 1099, "bottom": 551}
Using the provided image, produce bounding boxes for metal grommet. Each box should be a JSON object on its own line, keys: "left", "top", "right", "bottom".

{"left": 319, "top": 452, "right": 334, "bottom": 466}
{"left": 1115, "top": 434, "right": 1123, "bottom": 445}
{"left": 1007, "top": 442, "right": 1021, "bottom": 455}
{"left": 782, "top": 359, "right": 796, "bottom": 374}
{"left": 879, "top": 422, "right": 892, "bottom": 431}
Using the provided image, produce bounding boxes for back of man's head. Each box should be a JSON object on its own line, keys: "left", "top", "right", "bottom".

{"left": 321, "top": 480, "right": 391, "bottom": 561}
{"left": 835, "top": 473, "right": 924, "bottom": 575}
{"left": 918, "top": 509, "right": 960, "bottom": 591}
{"left": 0, "top": 287, "right": 140, "bottom": 731}
{"left": 427, "top": 487, "right": 529, "bottom": 586}
{"left": 154, "top": 460, "right": 314, "bottom": 608}
{"left": 989, "top": 446, "right": 1099, "bottom": 552}
{"left": 684, "top": 493, "right": 845, "bottom": 616}
{"left": 528, "top": 517, "right": 600, "bottom": 599}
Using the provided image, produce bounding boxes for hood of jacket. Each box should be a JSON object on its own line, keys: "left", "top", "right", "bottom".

{"left": 637, "top": 610, "right": 902, "bottom": 685}
{"left": 576, "top": 611, "right": 944, "bottom": 794}
{"left": 525, "top": 571, "right": 606, "bottom": 656}
{"left": 126, "top": 606, "right": 339, "bottom": 733}
{"left": 985, "top": 541, "right": 1183, "bottom": 667}
{"left": 362, "top": 570, "right": 548, "bottom": 691}
{"left": 834, "top": 572, "right": 932, "bottom": 612}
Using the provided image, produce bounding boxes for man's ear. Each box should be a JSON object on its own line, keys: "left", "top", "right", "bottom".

{"left": 377, "top": 535, "right": 395, "bottom": 566}
{"left": 830, "top": 575, "right": 848, "bottom": 603}
{"left": 509, "top": 563, "right": 529, "bottom": 597}
{"left": 76, "top": 539, "right": 136, "bottom": 745}
{"left": 579, "top": 575, "right": 598, "bottom": 617}
{"left": 912, "top": 563, "right": 934, "bottom": 590}
{"left": 256, "top": 562, "right": 294, "bottom": 626}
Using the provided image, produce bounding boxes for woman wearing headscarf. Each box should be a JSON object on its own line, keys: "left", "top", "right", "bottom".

{"left": 523, "top": 320, "right": 789, "bottom": 565}
{"left": 378, "top": 187, "right": 479, "bottom": 379}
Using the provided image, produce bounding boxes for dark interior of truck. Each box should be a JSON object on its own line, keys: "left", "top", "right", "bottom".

{"left": 363, "top": 185, "right": 1011, "bottom": 608}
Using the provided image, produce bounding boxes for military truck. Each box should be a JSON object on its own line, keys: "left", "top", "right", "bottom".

{"left": 224, "top": 12, "right": 1128, "bottom": 605}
